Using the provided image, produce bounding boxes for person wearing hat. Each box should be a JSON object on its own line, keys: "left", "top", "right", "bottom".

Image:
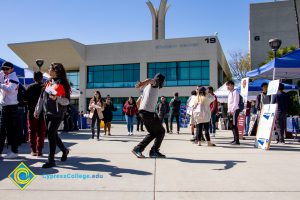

{"left": 132, "top": 73, "right": 166, "bottom": 158}
{"left": 192, "top": 86, "right": 216, "bottom": 146}
{"left": 0, "top": 61, "right": 20, "bottom": 159}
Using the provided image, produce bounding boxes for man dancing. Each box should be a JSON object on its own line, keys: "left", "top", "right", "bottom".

{"left": 132, "top": 73, "right": 166, "bottom": 158}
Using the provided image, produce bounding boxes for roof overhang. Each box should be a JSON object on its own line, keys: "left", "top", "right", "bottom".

{"left": 8, "top": 38, "right": 86, "bottom": 72}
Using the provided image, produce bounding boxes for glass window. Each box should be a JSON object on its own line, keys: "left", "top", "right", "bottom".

{"left": 87, "top": 63, "right": 140, "bottom": 88}
{"left": 179, "top": 68, "right": 189, "bottom": 80}
{"left": 67, "top": 71, "right": 79, "bottom": 89}
{"left": 147, "top": 60, "right": 210, "bottom": 87}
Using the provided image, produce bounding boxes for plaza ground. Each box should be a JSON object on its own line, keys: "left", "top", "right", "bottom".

{"left": 0, "top": 124, "right": 300, "bottom": 200}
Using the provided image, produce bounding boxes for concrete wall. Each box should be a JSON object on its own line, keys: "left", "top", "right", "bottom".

{"left": 250, "top": 0, "right": 300, "bottom": 68}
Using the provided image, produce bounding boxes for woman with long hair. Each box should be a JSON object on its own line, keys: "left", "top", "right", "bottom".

{"left": 123, "top": 96, "right": 138, "bottom": 135}
{"left": 34, "top": 63, "right": 71, "bottom": 168}
{"left": 89, "top": 91, "right": 104, "bottom": 140}
{"left": 193, "top": 87, "right": 216, "bottom": 147}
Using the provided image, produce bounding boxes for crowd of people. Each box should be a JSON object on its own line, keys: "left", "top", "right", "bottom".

{"left": 0, "top": 61, "right": 294, "bottom": 166}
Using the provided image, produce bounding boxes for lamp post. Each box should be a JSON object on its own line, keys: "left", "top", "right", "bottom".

{"left": 268, "top": 38, "right": 282, "bottom": 80}
{"left": 268, "top": 38, "right": 282, "bottom": 103}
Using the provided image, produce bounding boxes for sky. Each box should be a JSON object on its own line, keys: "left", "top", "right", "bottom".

{"left": 0, "top": 0, "right": 273, "bottom": 68}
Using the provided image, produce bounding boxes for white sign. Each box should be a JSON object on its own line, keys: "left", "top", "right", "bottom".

{"left": 256, "top": 104, "right": 277, "bottom": 150}
{"left": 267, "top": 80, "right": 280, "bottom": 95}
{"left": 240, "top": 78, "right": 249, "bottom": 102}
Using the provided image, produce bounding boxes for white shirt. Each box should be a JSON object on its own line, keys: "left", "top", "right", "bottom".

{"left": 139, "top": 84, "right": 159, "bottom": 113}
{"left": 228, "top": 89, "right": 240, "bottom": 113}
{"left": 0, "top": 71, "right": 19, "bottom": 106}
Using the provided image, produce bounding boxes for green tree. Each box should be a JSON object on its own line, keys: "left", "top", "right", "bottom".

{"left": 259, "top": 45, "right": 297, "bottom": 66}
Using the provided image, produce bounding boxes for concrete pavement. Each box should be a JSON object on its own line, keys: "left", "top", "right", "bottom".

{"left": 1, "top": 124, "right": 300, "bottom": 200}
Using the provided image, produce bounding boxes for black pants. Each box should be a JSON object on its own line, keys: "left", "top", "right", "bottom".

{"left": 196, "top": 122, "right": 210, "bottom": 142}
{"left": 159, "top": 117, "right": 170, "bottom": 133}
{"left": 91, "top": 112, "right": 101, "bottom": 139}
{"left": 0, "top": 105, "right": 18, "bottom": 154}
{"left": 170, "top": 113, "right": 180, "bottom": 132}
{"left": 136, "top": 114, "right": 144, "bottom": 131}
{"left": 275, "top": 113, "right": 286, "bottom": 142}
{"left": 229, "top": 109, "right": 240, "bottom": 143}
{"left": 135, "top": 111, "right": 165, "bottom": 152}
{"left": 45, "top": 116, "right": 67, "bottom": 162}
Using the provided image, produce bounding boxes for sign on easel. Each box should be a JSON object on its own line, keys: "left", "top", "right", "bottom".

{"left": 267, "top": 80, "right": 280, "bottom": 95}
{"left": 256, "top": 104, "right": 277, "bottom": 150}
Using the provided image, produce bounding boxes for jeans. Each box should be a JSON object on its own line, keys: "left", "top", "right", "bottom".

{"left": 159, "top": 117, "right": 170, "bottom": 133}
{"left": 45, "top": 116, "right": 67, "bottom": 162}
{"left": 244, "top": 115, "right": 250, "bottom": 136}
{"left": 170, "top": 113, "right": 180, "bottom": 132}
{"left": 0, "top": 105, "right": 19, "bottom": 154}
{"left": 209, "top": 112, "right": 217, "bottom": 134}
{"left": 196, "top": 122, "right": 210, "bottom": 142}
{"left": 125, "top": 115, "right": 134, "bottom": 133}
{"left": 134, "top": 111, "right": 165, "bottom": 152}
{"left": 91, "top": 112, "right": 101, "bottom": 139}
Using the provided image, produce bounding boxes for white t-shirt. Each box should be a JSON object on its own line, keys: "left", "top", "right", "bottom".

{"left": 139, "top": 84, "right": 159, "bottom": 113}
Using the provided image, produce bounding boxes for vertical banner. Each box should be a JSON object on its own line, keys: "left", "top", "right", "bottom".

{"left": 267, "top": 80, "right": 280, "bottom": 95}
{"left": 240, "top": 78, "right": 249, "bottom": 102}
{"left": 256, "top": 104, "right": 277, "bottom": 150}
{"left": 238, "top": 114, "right": 246, "bottom": 139}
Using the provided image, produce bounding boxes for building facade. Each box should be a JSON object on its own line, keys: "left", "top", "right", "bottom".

{"left": 9, "top": 36, "right": 230, "bottom": 120}
{"left": 250, "top": 0, "right": 300, "bottom": 68}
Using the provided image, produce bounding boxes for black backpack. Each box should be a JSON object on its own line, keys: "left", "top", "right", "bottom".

{"left": 239, "top": 94, "right": 244, "bottom": 111}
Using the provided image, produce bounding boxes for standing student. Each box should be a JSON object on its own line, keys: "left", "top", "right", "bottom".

{"left": 156, "top": 96, "right": 170, "bottom": 133}
{"left": 89, "top": 91, "right": 104, "bottom": 140}
{"left": 244, "top": 101, "right": 251, "bottom": 136}
{"left": 103, "top": 96, "right": 117, "bottom": 135}
{"left": 24, "top": 71, "right": 46, "bottom": 157}
{"left": 132, "top": 73, "right": 166, "bottom": 158}
{"left": 207, "top": 86, "right": 218, "bottom": 137}
{"left": 255, "top": 82, "right": 271, "bottom": 116}
{"left": 187, "top": 90, "right": 197, "bottom": 141}
{"left": 34, "top": 63, "right": 70, "bottom": 168}
{"left": 226, "top": 81, "right": 241, "bottom": 145}
{"left": 192, "top": 87, "right": 216, "bottom": 146}
{"left": 123, "top": 97, "right": 138, "bottom": 136}
{"left": 136, "top": 111, "right": 144, "bottom": 132}
{"left": 0, "top": 62, "right": 20, "bottom": 159}
{"left": 170, "top": 92, "right": 181, "bottom": 134}
{"left": 272, "top": 83, "right": 290, "bottom": 143}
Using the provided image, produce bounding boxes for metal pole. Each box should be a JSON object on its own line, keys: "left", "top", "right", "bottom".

{"left": 271, "top": 50, "right": 277, "bottom": 103}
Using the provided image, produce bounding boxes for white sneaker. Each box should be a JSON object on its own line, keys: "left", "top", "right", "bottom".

{"left": 128, "top": 132, "right": 131, "bottom": 136}
{"left": 4, "top": 152, "right": 18, "bottom": 159}
{"left": 130, "top": 132, "right": 134, "bottom": 136}
{"left": 211, "top": 133, "right": 216, "bottom": 138}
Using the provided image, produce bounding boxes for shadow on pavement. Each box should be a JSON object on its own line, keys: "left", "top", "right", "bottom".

{"left": 167, "top": 157, "right": 246, "bottom": 170}
{"left": 58, "top": 156, "right": 152, "bottom": 177}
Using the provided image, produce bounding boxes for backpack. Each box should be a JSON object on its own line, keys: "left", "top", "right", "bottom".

{"left": 239, "top": 94, "right": 244, "bottom": 111}
{"left": 9, "top": 79, "right": 26, "bottom": 106}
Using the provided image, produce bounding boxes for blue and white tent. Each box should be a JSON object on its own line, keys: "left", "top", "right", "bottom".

{"left": 247, "top": 49, "right": 300, "bottom": 79}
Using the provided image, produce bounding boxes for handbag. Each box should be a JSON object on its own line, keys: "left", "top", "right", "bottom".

{"left": 88, "top": 111, "right": 93, "bottom": 119}
{"left": 186, "top": 106, "right": 193, "bottom": 115}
